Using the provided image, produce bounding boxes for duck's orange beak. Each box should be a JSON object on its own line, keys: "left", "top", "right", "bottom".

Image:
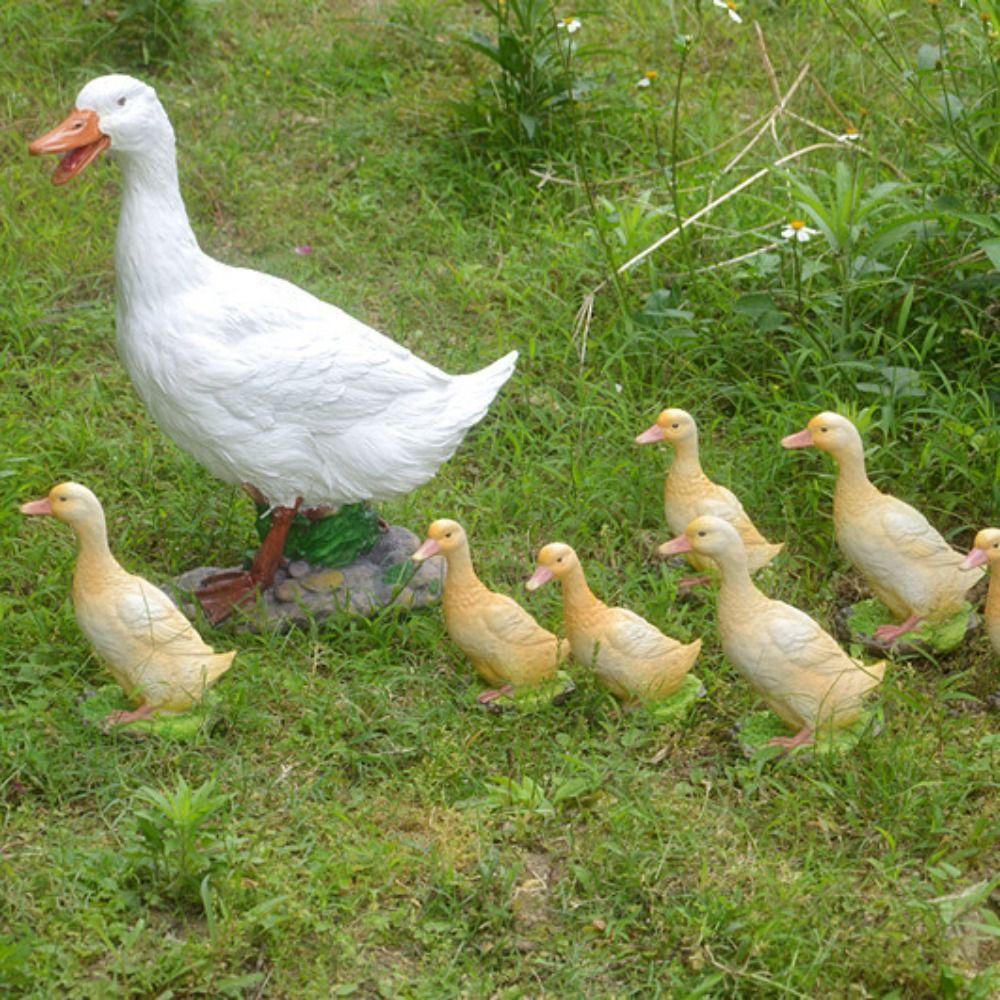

{"left": 411, "top": 538, "right": 441, "bottom": 562}
{"left": 29, "top": 108, "right": 110, "bottom": 185}
{"left": 660, "top": 534, "right": 692, "bottom": 555}
{"left": 781, "top": 428, "right": 814, "bottom": 449}
{"left": 20, "top": 497, "right": 53, "bottom": 516}
{"left": 960, "top": 547, "right": 988, "bottom": 571}
{"left": 525, "top": 566, "right": 554, "bottom": 592}
{"left": 635, "top": 423, "right": 665, "bottom": 445}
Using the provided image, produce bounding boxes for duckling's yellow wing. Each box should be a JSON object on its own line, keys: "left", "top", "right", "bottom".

{"left": 764, "top": 603, "right": 856, "bottom": 678}
{"left": 116, "top": 579, "right": 214, "bottom": 657}
{"left": 605, "top": 609, "right": 681, "bottom": 661}
{"left": 880, "top": 501, "right": 964, "bottom": 566}
{"left": 481, "top": 594, "right": 556, "bottom": 649}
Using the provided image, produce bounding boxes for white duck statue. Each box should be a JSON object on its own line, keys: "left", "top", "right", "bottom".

{"left": 29, "top": 75, "right": 518, "bottom": 622}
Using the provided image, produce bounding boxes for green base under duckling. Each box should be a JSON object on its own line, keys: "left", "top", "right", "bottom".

{"left": 481, "top": 671, "right": 576, "bottom": 713}
{"left": 843, "top": 599, "right": 976, "bottom": 655}
{"left": 80, "top": 686, "right": 219, "bottom": 740}
{"left": 637, "top": 673, "right": 705, "bottom": 723}
{"left": 738, "top": 705, "right": 882, "bottom": 757}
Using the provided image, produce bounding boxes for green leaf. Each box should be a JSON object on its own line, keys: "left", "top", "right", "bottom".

{"left": 980, "top": 239, "right": 1000, "bottom": 270}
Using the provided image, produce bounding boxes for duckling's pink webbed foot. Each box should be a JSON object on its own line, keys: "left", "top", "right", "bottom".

{"left": 768, "top": 727, "right": 814, "bottom": 752}
{"left": 873, "top": 615, "right": 922, "bottom": 644}
{"left": 678, "top": 575, "right": 712, "bottom": 592}
{"left": 103, "top": 702, "right": 157, "bottom": 730}
{"left": 477, "top": 685, "right": 515, "bottom": 705}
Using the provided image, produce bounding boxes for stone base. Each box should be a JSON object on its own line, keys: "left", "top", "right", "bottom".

{"left": 173, "top": 524, "right": 445, "bottom": 631}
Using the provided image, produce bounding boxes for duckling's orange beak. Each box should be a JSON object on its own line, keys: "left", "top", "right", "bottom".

{"left": 20, "top": 497, "right": 53, "bottom": 516}
{"left": 781, "top": 428, "right": 814, "bottom": 449}
{"left": 635, "top": 424, "right": 665, "bottom": 445}
{"left": 29, "top": 108, "right": 110, "bottom": 185}
{"left": 525, "top": 566, "right": 554, "bottom": 592}
{"left": 960, "top": 548, "right": 988, "bottom": 571}
{"left": 660, "top": 534, "right": 692, "bottom": 555}
{"left": 411, "top": 538, "right": 441, "bottom": 562}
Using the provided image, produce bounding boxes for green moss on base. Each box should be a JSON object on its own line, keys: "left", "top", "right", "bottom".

{"left": 256, "top": 502, "right": 381, "bottom": 568}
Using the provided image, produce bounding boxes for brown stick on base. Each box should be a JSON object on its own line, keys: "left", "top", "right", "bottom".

{"left": 196, "top": 497, "right": 303, "bottom": 624}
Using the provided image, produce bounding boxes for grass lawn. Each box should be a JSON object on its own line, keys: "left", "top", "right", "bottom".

{"left": 2, "top": 0, "right": 998, "bottom": 995}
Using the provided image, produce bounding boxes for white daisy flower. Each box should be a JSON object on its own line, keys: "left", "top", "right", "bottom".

{"left": 837, "top": 127, "right": 861, "bottom": 143}
{"left": 782, "top": 219, "right": 820, "bottom": 243}
{"left": 559, "top": 16, "right": 581, "bottom": 33}
{"left": 713, "top": 0, "right": 742, "bottom": 24}
{"left": 636, "top": 70, "right": 658, "bottom": 88}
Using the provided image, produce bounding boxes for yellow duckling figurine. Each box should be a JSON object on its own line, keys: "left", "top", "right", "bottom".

{"left": 525, "top": 542, "right": 701, "bottom": 705}
{"left": 412, "top": 519, "right": 567, "bottom": 703}
{"left": 636, "top": 407, "right": 782, "bottom": 585}
{"left": 782, "top": 412, "right": 983, "bottom": 644}
{"left": 664, "top": 516, "right": 884, "bottom": 750}
{"left": 961, "top": 529, "right": 1000, "bottom": 656}
{"left": 21, "top": 482, "right": 235, "bottom": 728}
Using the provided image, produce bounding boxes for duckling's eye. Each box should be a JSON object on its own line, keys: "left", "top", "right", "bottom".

{"left": 671, "top": 423, "right": 679, "bottom": 429}
{"left": 697, "top": 530, "right": 706, "bottom": 537}
{"left": 557, "top": 557, "right": 563, "bottom": 563}
{"left": 59, "top": 496, "right": 68, "bottom": 502}
{"left": 445, "top": 532, "right": 452, "bottom": 538}
{"left": 117, "top": 97, "right": 127, "bottom": 107}
{"left": 820, "top": 427, "right": 828, "bottom": 433}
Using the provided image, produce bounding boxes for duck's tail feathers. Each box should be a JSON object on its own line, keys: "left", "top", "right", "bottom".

{"left": 204, "top": 650, "right": 237, "bottom": 687}
{"left": 651, "top": 637, "right": 702, "bottom": 698}
{"left": 450, "top": 350, "right": 519, "bottom": 427}
{"left": 748, "top": 541, "right": 785, "bottom": 572}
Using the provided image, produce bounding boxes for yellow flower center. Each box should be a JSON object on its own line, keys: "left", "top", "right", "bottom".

{"left": 845, "top": 127, "right": 859, "bottom": 136}
{"left": 727, "top": 0, "right": 737, "bottom": 9}
{"left": 644, "top": 70, "right": 658, "bottom": 80}
{"left": 790, "top": 220, "right": 806, "bottom": 230}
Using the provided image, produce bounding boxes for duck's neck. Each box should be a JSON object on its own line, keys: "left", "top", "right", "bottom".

{"left": 114, "top": 142, "right": 209, "bottom": 304}
{"left": 668, "top": 433, "right": 704, "bottom": 485}
{"left": 831, "top": 442, "right": 875, "bottom": 507}
{"left": 560, "top": 563, "right": 605, "bottom": 627}
{"left": 442, "top": 543, "right": 484, "bottom": 597}
{"left": 715, "top": 549, "right": 759, "bottom": 609}
{"left": 71, "top": 514, "right": 121, "bottom": 590}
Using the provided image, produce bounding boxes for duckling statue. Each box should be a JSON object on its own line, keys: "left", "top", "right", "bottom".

{"left": 412, "top": 519, "right": 567, "bottom": 703}
{"left": 663, "top": 516, "right": 884, "bottom": 750}
{"left": 636, "top": 407, "right": 782, "bottom": 585}
{"left": 525, "top": 543, "right": 701, "bottom": 705}
{"left": 782, "top": 412, "right": 982, "bottom": 644}
{"left": 961, "top": 529, "right": 1000, "bottom": 656}
{"left": 21, "top": 483, "right": 235, "bottom": 728}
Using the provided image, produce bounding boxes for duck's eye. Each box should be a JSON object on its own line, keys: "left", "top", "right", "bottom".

{"left": 697, "top": 530, "right": 706, "bottom": 537}
{"left": 117, "top": 97, "right": 127, "bottom": 107}
{"left": 59, "top": 496, "right": 68, "bottom": 502}
{"left": 671, "top": 423, "right": 679, "bottom": 429}
{"left": 445, "top": 532, "right": 452, "bottom": 538}
{"left": 820, "top": 427, "right": 828, "bottom": 433}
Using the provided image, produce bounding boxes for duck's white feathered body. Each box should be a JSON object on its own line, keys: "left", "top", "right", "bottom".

{"left": 83, "top": 74, "right": 516, "bottom": 509}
